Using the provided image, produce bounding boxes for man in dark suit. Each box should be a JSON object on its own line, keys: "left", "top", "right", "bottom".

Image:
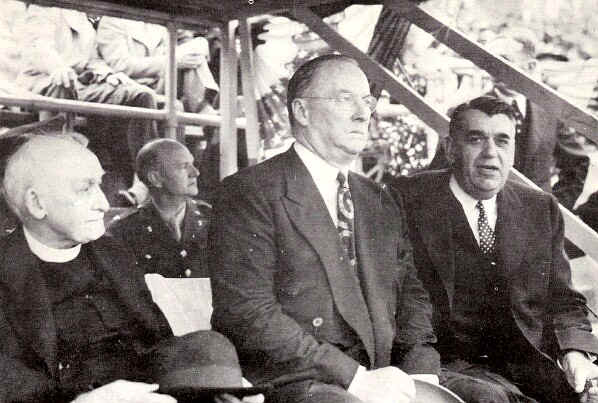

{"left": 210, "top": 54, "right": 440, "bottom": 403}
{"left": 392, "top": 96, "right": 598, "bottom": 403}
{"left": 0, "top": 133, "right": 249, "bottom": 403}
{"left": 430, "top": 30, "right": 588, "bottom": 198}
{"left": 108, "top": 139, "right": 211, "bottom": 278}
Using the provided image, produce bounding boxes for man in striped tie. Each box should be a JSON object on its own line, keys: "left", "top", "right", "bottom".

{"left": 211, "top": 54, "right": 440, "bottom": 403}
{"left": 392, "top": 95, "right": 598, "bottom": 403}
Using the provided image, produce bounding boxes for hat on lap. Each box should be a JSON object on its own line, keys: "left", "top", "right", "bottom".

{"left": 150, "top": 330, "right": 243, "bottom": 391}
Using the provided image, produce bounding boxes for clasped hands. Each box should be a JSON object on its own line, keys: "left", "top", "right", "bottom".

{"left": 348, "top": 366, "right": 438, "bottom": 403}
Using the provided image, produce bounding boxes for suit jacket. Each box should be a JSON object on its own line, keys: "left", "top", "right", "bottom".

{"left": 512, "top": 98, "right": 559, "bottom": 193}
{"left": 16, "top": 6, "right": 112, "bottom": 94}
{"left": 108, "top": 198, "right": 212, "bottom": 278}
{"left": 391, "top": 170, "right": 598, "bottom": 365}
{"left": 210, "top": 147, "right": 439, "bottom": 389}
{"left": 0, "top": 228, "right": 172, "bottom": 403}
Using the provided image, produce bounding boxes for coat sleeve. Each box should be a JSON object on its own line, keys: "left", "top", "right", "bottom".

{"left": 389, "top": 188, "right": 440, "bottom": 375}
{"left": 0, "top": 301, "right": 63, "bottom": 403}
{"left": 96, "top": 17, "right": 164, "bottom": 80}
{"left": 548, "top": 196, "right": 598, "bottom": 355}
{"left": 210, "top": 175, "right": 360, "bottom": 388}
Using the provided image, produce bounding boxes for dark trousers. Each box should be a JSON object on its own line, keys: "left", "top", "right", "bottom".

{"left": 441, "top": 358, "right": 578, "bottom": 403}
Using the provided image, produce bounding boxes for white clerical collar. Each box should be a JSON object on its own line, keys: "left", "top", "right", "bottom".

{"left": 23, "top": 227, "right": 81, "bottom": 263}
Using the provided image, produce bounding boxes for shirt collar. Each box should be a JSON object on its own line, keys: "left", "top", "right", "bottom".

{"left": 23, "top": 226, "right": 81, "bottom": 263}
{"left": 449, "top": 174, "right": 497, "bottom": 215}
{"left": 294, "top": 141, "right": 349, "bottom": 184}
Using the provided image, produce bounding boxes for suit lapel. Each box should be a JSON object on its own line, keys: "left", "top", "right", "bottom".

{"left": 350, "top": 173, "right": 392, "bottom": 364}
{"left": 1, "top": 229, "right": 58, "bottom": 377}
{"left": 413, "top": 174, "right": 456, "bottom": 307}
{"left": 281, "top": 149, "right": 376, "bottom": 364}
{"left": 496, "top": 182, "right": 527, "bottom": 276}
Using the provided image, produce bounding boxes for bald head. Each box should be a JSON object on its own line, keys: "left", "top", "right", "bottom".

{"left": 2, "top": 135, "right": 109, "bottom": 248}
{"left": 136, "top": 139, "right": 199, "bottom": 198}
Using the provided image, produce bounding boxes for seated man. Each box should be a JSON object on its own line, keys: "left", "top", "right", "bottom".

{"left": 108, "top": 138, "right": 211, "bottom": 278}
{"left": 0, "top": 133, "right": 250, "bottom": 403}
{"left": 391, "top": 96, "right": 598, "bottom": 403}
{"left": 211, "top": 54, "right": 439, "bottom": 403}
{"left": 97, "top": 16, "right": 218, "bottom": 114}
{"left": 16, "top": 5, "right": 160, "bottom": 201}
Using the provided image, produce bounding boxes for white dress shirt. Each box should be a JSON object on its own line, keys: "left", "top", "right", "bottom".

{"left": 449, "top": 175, "right": 497, "bottom": 245}
{"left": 294, "top": 142, "right": 350, "bottom": 226}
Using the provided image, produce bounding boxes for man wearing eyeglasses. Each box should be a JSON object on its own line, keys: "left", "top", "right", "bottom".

{"left": 210, "top": 54, "right": 440, "bottom": 403}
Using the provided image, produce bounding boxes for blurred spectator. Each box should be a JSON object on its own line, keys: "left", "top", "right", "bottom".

{"left": 0, "top": 0, "right": 27, "bottom": 99}
{"left": 97, "top": 17, "right": 218, "bottom": 114}
{"left": 16, "top": 5, "right": 159, "bottom": 203}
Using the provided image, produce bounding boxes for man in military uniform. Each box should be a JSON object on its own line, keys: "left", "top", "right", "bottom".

{"left": 109, "top": 139, "right": 211, "bottom": 278}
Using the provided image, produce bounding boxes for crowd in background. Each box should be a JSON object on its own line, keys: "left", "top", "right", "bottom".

{"left": 1, "top": 0, "right": 597, "bottom": 229}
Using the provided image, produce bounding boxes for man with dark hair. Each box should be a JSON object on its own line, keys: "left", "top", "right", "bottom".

{"left": 392, "top": 95, "right": 598, "bottom": 403}
{"left": 0, "top": 133, "right": 251, "bottom": 403}
{"left": 108, "top": 138, "right": 211, "bottom": 278}
{"left": 211, "top": 54, "right": 440, "bottom": 403}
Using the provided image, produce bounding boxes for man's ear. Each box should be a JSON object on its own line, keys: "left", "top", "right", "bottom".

{"left": 444, "top": 136, "right": 456, "bottom": 166}
{"left": 291, "top": 98, "right": 309, "bottom": 127}
{"left": 24, "top": 187, "right": 46, "bottom": 219}
{"left": 147, "top": 170, "right": 163, "bottom": 189}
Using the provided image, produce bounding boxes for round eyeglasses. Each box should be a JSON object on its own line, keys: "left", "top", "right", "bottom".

{"left": 299, "top": 93, "right": 378, "bottom": 113}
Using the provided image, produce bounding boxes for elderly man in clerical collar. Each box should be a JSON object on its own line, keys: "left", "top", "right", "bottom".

{"left": 0, "top": 133, "right": 252, "bottom": 403}
{"left": 109, "top": 138, "right": 211, "bottom": 278}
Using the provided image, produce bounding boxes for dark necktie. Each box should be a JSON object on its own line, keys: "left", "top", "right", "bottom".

{"left": 511, "top": 100, "right": 524, "bottom": 137}
{"left": 337, "top": 172, "right": 356, "bottom": 266}
{"left": 476, "top": 200, "right": 495, "bottom": 255}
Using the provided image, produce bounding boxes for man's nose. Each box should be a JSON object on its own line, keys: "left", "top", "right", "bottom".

{"left": 482, "top": 139, "right": 498, "bottom": 157}
{"left": 189, "top": 164, "right": 200, "bottom": 177}
{"left": 93, "top": 187, "right": 110, "bottom": 212}
{"left": 353, "top": 98, "right": 372, "bottom": 120}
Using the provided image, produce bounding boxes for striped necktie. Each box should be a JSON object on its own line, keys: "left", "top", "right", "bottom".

{"left": 337, "top": 172, "right": 356, "bottom": 266}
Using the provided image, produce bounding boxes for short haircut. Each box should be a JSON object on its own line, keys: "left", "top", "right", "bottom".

{"left": 136, "top": 138, "right": 187, "bottom": 187}
{"left": 1, "top": 132, "right": 84, "bottom": 219}
{"left": 286, "top": 54, "right": 359, "bottom": 128}
{"left": 449, "top": 96, "right": 517, "bottom": 139}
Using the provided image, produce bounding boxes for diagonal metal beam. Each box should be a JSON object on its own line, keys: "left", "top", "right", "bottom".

{"left": 293, "top": 5, "right": 598, "bottom": 261}
{"left": 292, "top": 6, "right": 449, "bottom": 137}
{"left": 387, "top": 0, "right": 598, "bottom": 145}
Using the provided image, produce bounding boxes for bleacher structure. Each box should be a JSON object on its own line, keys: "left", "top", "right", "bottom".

{"left": 1, "top": 0, "right": 597, "bottom": 263}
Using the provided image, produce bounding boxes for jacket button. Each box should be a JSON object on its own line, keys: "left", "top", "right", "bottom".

{"left": 144, "top": 254, "right": 152, "bottom": 260}
{"left": 180, "top": 249, "right": 188, "bottom": 258}
{"left": 490, "top": 261, "right": 497, "bottom": 266}
{"left": 494, "top": 286, "right": 499, "bottom": 292}
{"left": 312, "top": 317, "right": 324, "bottom": 327}
{"left": 184, "top": 269, "right": 192, "bottom": 277}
